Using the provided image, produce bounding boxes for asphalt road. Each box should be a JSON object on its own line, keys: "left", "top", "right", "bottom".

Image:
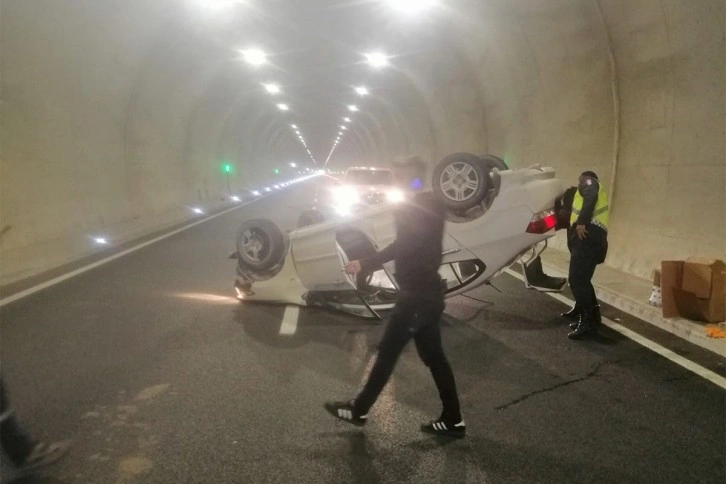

{"left": 1, "top": 177, "right": 724, "bottom": 483}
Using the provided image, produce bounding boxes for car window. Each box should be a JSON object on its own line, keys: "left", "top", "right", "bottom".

{"left": 345, "top": 170, "right": 393, "bottom": 185}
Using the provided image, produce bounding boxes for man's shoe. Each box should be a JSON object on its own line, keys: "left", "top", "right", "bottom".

{"left": 420, "top": 419, "right": 466, "bottom": 439}
{"left": 568, "top": 305, "right": 599, "bottom": 338}
{"left": 324, "top": 400, "right": 368, "bottom": 427}
{"left": 19, "top": 440, "right": 71, "bottom": 471}
{"left": 568, "top": 322, "right": 598, "bottom": 339}
{"left": 570, "top": 305, "right": 600, "bottom": 329}
{"left": 566, "top": 304, "right": 584, "bottom": 329}
{"left": 561, "top": 305, "right": 581, "bottom": 321}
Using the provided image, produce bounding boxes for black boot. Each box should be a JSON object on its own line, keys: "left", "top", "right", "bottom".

{"left": 568, "top": 306, "right": 598, "bottom": 339}
{"left": 561, "top": 304, "right": 581, "bottom": 321}
{"left": 569, "top": 304, "right": 600, "bottom": 329}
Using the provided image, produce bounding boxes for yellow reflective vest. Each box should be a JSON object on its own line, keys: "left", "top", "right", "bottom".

{"left": 570, "top": 181, "right": 609, "bottom": 231}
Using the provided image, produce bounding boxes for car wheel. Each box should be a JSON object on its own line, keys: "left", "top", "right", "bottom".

{"left": 479, "top": 154, "right": 508, "bottom": 172}
{"left": 433, "top": 152, "right": 490, "bottom": 211}
{"left": 297, "top": 209, "right": 326, "bottom": 228}
{"left": 235, "top": 219, "right": 286, "bottom": 271}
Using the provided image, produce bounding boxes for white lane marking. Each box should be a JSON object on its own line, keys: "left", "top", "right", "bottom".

{"left": 279, "top": 305, "right": 300, "bottom": 335}
{"left": 504, "top": 269, "right": 726, "bottom": 390}
{"left": 0, "top": 201, "right": 261, "bottom": 308}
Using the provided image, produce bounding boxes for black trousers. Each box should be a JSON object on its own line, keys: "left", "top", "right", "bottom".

{"left": 1, "top": 379, "right": 35, "bottom": 465}
{"left": 568, "top": 237, "right": 602, "bottom": 309}
{"left": 353, "top": 292, "right": 462, "bottom": 423}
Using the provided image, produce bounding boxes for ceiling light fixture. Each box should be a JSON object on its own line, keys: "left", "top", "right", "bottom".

{"left": 348, "top": 105, "right": 359, "bottom": 112}
{"left": 355, "top": 86, "right": 369, "bottom": 96}
{"left": 240, "top": 48, "right": 267, "bottom": 66}
{"left": 277, "top": 103, "right": 289, "bottom": 111}
{"left": 262, "top": 83, "right": 280, "bottom": 94}
{"left": 387, "top": 0, "right": 437, "bottom": 14}
{"left": 364, "top": 52, "right": 389, "bottom": 68}
{"left": 343, "top": 117, "right": 351, "bottom": 123}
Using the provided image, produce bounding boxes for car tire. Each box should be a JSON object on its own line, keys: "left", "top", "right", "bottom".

{"left": 297, "top": 209, "right": 326, "bottom": 228}
{"left": 433, "top": 152, "right": 490, "bottom": 211}
{"left": 479, "top": 154, "right": 508, "bottom": 172}
{"left": 235, "top": 219, "right": 286, "bottom": 271}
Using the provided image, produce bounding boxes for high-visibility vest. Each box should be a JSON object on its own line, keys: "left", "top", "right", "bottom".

{"left": 570, "top": 181, "right": 609, "bottom": 231}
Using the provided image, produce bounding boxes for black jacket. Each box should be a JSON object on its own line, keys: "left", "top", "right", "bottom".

{"left": 360, "top": 192, "right": 444, "bottom": 292}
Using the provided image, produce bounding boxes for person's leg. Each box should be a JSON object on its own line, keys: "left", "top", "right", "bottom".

{"left": 568, "top": 248, "right": 598, "bottom": 309}
{"left": 414, "top": 319, "right": 462, "bottom": 424}
{"left": 353, "top": 308, "right": 414, "bottom": 415}
{"left": 1, "top": 380, "right": 36, "bottom": 466}
{"left": 568, "top": 244, "right": 600, "bottom": 337}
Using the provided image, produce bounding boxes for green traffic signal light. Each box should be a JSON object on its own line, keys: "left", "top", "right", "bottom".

{"left": 222, "top": 163, "right": 233, "bottom": 173}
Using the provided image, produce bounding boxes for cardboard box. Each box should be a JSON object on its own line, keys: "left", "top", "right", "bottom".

{"left": 661, "top": 258, "right": 726, "bottom": 323}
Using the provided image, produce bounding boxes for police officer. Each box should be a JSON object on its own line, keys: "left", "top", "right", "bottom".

{"left": 324, "top": 156, "right": 465, "bottom": 439}
{"left": 563, "top": 171, "right": 609, "bottom": 339}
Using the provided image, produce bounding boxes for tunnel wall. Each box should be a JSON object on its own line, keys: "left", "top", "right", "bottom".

{"left": 447, "top": 0, "right": 725, "bottom": 278}
{"left": 0, "top": 0, "right": 298, "bottom": 283}
{"left": 1, "top": 0, "right": 724, "bottom": 285}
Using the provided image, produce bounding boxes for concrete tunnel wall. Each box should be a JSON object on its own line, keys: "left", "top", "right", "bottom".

{"left": 0, "top": 0, "right": 724, "bottom": 285}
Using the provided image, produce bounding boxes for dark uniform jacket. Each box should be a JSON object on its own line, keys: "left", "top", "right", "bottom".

{"left": 568, "top": 175, "right": 608, "bottom": 263}
{"left": 360, "top": 191, "right": 444, "bottom": 295}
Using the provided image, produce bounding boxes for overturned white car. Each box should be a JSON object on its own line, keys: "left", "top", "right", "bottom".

{"left": 231, "top": 153, "right": 567, "bottom": 319}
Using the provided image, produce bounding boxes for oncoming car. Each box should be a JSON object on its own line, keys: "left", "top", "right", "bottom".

{"left": 331, "top": 167, "right": 403, "bottom": 215}
{"left": 231, "top": 152, "right": 568, "bottom": 319}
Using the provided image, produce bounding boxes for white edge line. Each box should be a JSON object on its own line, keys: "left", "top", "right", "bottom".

{"left": 0, "top": 201, "right": 258, "bottom": 308}
{"left": 280, "top": 305, "right": 300, "bottom": 335}
{"left": 504, "top": 268, "right": 726, "bottom": 390}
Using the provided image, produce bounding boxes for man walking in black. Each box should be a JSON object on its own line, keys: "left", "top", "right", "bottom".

{"left": 325, "top": 156, "right": 465, "bottom": 438}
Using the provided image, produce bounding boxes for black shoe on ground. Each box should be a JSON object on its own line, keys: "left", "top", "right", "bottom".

{"left": 324, "top": 400, "right": 368, "bottom": 427}
{"left": 568, "top": 322, "right": 598, "bottom": 339}
{"left": 19, "top": 440, "right": 71, "bottom": 471}
{"left": 561, "top": 305, "right": 581, "bottom": 320}
{"left": 420, "top": 419, "right": 466, "bottom": 439}
{"left": 570, "top": 305, "right": 602, "bottom": 329}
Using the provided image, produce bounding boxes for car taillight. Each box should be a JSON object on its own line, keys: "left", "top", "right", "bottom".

{"left": 526, "top": 210, "right": 557, "bottom": 234}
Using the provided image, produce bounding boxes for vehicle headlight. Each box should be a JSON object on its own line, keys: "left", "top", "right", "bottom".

{"left": 332, "top": 186, "right": 360, "bottom": 205}
{"left": 387, "top": 189, "right": 405, "bottom": 203}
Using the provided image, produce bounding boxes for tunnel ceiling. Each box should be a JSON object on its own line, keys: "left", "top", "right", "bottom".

{"left": 1, "top": 0, "right": 724, "bottom": 285}
{"left": 168, "top": 0, "right": 454, "bottom": 168}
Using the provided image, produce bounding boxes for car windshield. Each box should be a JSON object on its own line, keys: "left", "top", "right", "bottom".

{"left": 346, "top": 170, "right": 393, "bottom": 185}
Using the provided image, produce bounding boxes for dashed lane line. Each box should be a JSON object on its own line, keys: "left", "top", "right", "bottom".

{"left": 280, "top": 305, "right": 300, "bottom": 335}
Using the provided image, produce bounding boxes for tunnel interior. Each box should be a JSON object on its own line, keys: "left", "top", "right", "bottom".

{"left": 1, "top": 0, "right": 724, "bottom": 284}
